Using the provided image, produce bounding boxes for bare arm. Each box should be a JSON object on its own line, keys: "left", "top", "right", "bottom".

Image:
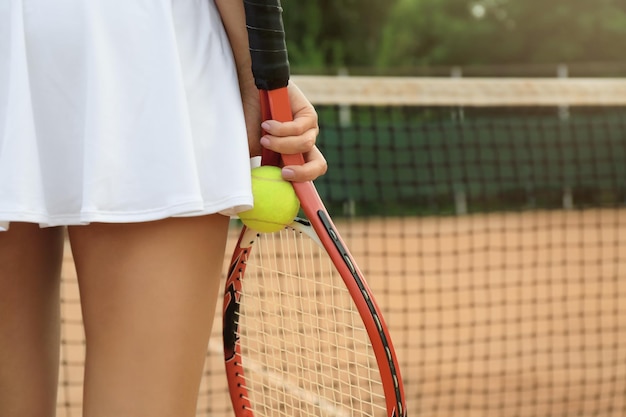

{"left": 213, "top": 0, "right": 326, "bottom": 182}
{"left": 213, "top": 0, "right": 255, "bottom": 89}
{"left": 213, "top": 0, "right": 261, "bottom": 154}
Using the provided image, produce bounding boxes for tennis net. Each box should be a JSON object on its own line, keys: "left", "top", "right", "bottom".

{"left": 58, "top": 76, "right": 626, "bottom": 417}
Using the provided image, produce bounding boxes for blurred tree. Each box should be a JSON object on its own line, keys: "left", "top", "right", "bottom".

{"left": 378, "top": 0, "right": 626, "bottom": 70}
{"left": 281, "top": 0, "right": 397, "bottom": 72}
{"left": 280, "top": 0, "right": 626, "bottom": 72}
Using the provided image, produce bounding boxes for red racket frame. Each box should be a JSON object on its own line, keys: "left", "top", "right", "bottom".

{"left": 223, "top": 87, "right": 407, "bottom": 417}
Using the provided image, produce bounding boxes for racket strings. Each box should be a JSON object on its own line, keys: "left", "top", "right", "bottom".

{"left": 234, "top": 227, "right": 387, "bottom": 416}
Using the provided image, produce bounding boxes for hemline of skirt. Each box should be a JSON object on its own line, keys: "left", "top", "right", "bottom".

{"left": 0, "top": 195, "right": 253, "bottom": 231}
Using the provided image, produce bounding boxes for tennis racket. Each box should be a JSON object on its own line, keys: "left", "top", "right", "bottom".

{"left": 222, "top": 1, "right": 407, "bottom": 416}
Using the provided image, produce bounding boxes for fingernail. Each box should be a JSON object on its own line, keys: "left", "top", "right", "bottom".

{"left": 282, "top": 168, "right": 295, "bottom": 180}
{"left": 260, "top": 136, "right": 270, "bottom": 147}
{"left": 261, "top": 122, "right": 271, "bottom": 131}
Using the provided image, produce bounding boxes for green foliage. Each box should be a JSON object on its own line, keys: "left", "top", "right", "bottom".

{"left": 379, "top": 0, "right": 626, "bottom": 68}
{"left": 280, "top": 0, "right": 626, "bottom": 72}
{"left": 281, "top": 0, "right": 397, "bottom": 71}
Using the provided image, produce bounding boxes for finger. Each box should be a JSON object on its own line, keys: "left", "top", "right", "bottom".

{"left": 281, "top": 147, "right": 328, "bottom": 183}
{"left": 260, "top": 128, "right": 318, "bottom": 155}
{"left": 286, "top": 82, "right": 314, "bottom": 116}
{"left": 261, "top": 114, "right": 319, "bottom": 138}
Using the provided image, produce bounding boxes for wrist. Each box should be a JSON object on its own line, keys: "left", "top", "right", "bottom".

{"left": 238, "top": 73, "right": 258, "bottom": 98}
{"left": 235, "top": 60, "right": 254, "bottom": 82}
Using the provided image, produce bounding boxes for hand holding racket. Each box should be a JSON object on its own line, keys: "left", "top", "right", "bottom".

{"left": 222, "top": 1, "right": 407, "bottom": 416}
{"left": 258, "top": 85, "right": 326, "bottom": 183}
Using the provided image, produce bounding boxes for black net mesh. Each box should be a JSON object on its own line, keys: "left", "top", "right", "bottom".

{"left": 58, "top": 82, "right": 626, "bottom": 417}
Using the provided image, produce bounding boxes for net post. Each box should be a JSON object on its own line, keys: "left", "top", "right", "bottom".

{"left": 454, "top": 185, "right": 468, "bottom": 215}
{"left": 338, "top": 67, "right": 352, "bottom": 128}
{"left": 343, "top": 199, "right": 356, "bottom": 217}
{"left": 563, "top": 186, "right": 574, "bottom": 210}
{"left": 557, "top": 64, "right": 570, "bottom": 121}
{"left": 450, "top": 67, "right": 465, "bottom": 122}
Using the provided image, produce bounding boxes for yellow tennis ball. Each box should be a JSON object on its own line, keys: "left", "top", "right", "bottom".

{"left": 239, "top": 166, "right": 300, "bottom": 233}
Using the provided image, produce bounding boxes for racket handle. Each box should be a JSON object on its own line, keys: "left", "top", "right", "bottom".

{"left": 244, "top": 0, "right": 290, "bottom": 91}
{"left": 260, "top": 88, "right": 305, "bottom": 167}
{"left": 267, "top": 88, "right": 306, "bottom": 167}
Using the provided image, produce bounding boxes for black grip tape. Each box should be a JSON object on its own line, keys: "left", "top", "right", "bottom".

{"left": 243, "top": 0, "right": 290, "bottom": 90}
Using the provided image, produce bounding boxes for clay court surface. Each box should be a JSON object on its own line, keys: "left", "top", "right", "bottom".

{"left": 56, "top": 209, "right": 626, "bottom": 417}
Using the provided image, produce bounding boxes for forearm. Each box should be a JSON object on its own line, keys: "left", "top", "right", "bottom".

{"left": 213, "top": 0, "right": 256, "bottom": 92}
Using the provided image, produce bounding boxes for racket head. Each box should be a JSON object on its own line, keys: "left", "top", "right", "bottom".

{"left": 224, "top": 1, "right": 406, "bottom": 415}
{"left": 223, "top": 219, "right": 406, "bottom": 417}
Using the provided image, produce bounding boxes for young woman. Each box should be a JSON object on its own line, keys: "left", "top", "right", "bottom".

{"left": 0, "top": 1, "right": 326, "bottom": 416}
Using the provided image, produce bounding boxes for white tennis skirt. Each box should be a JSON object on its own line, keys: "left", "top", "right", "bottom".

{"left": 0, "top": 0, "right": 254, "bottom": 231}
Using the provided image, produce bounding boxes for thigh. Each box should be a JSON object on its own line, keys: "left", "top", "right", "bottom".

{"left": 0, "top": 223, "right": 64, "bottom": 417}
{"left": 68, "top": 215, "right": 229, "bottom": 417}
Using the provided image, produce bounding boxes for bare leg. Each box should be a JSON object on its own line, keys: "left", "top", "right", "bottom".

{"left": 0, "top": 223, "right": 64, "bottom": 417}
{"left": 68, "top": 215, "right": 229, "bottom": 417}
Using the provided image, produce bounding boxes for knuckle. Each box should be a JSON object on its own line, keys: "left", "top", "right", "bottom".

{"left": 295, "top": 123, "right": 308, "bottom": 136}
{"left": 301, "top": 137, "right": 315, "bottom": 152}
{"left": 319, "top": 158, "right": 328, "bottom": 176}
